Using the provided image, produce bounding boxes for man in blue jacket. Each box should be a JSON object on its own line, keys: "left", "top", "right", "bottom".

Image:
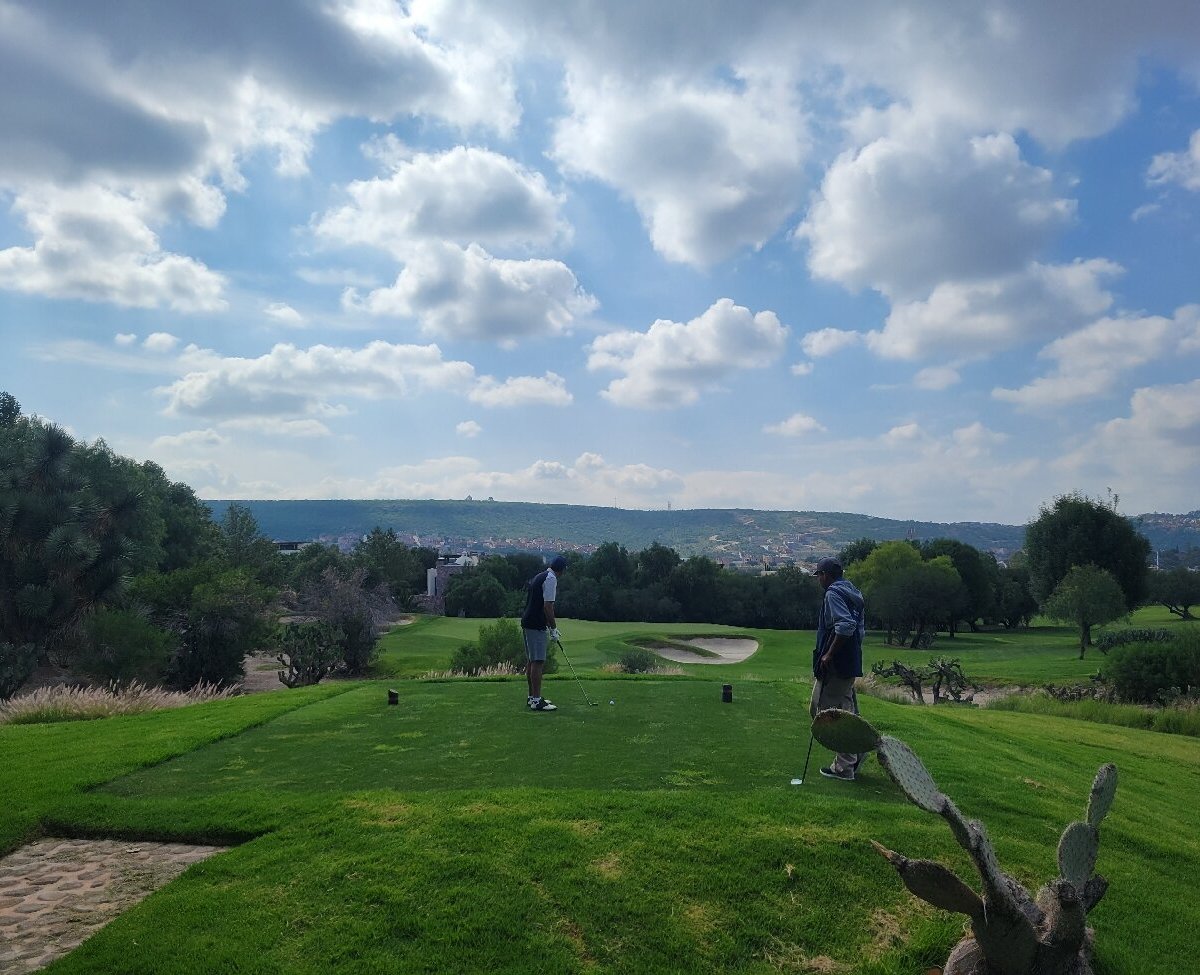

{"left": 810, "top": 557, "right": 866, "bottom": 780}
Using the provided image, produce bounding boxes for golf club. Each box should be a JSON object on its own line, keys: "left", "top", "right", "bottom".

{"left": 554, "top": 636, "right": 598, "bottom": 706}
{"left": 790, "top": 731, "right": 815, "bottom": 786}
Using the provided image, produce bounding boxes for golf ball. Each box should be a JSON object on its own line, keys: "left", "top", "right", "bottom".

{"left": 609, "top": 699, "right": 615, "bottom": 705}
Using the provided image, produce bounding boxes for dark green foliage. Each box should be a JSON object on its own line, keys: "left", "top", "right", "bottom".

{"left": 993, "top": 565, "right": 1038, "bottom": 628}
{"left": 0, "top": 643, "right": 38, "bottom": 699}
{"left": 448, "top": 617, "right": 557, "bottom": 675}
{"left": 352, "top": 527, "right": 435, "bottom": 606}
{"left": 445, "top": 568, "right": 513, "bottom": 618}
{"left": 291, "top": 567, "right": 391, "bottom": 676}
{"left": 1026, "top": 492, "right": 1151, "bottom": 611}
{"left": 618, "top": 647, "right": 659, "bottom": 673}
{"left": 1148, "top": 566, "right": 1200, "bottom": 620}
{"left": 1099, "top": 630, "right": 1200, "bottom": 703}
{"left": 1094, "top": 628, "right": 1176, "bottom": 654}
{"left": 838, "top": 536, "right": 878, "bottom": 567}
{"left": 1043, "top": 564, "right": 1128, "bottom": 657}
{"left": 919, "top": 538, "right": 998, "bottom": 632}
{"left": 275, "top": 620, "right": 342, "bottom": 687}
{"left": 0, "top": 392, "right": 21, "bottom": 428}
{"left": 130, "top": 563, "right": 273, "bottom": 688}
{"left": 218, "top": 503, "right": 281, "bottom": 581}
{"left": 79, "top": 607, "right": 173, "bottom": 684}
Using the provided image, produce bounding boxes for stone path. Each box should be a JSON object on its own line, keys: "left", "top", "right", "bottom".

{"left": 0, "top": 838, "right": 228, "bottom": 973}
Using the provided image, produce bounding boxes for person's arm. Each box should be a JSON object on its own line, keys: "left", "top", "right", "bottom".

{"left": 818, "top": 589, "right": 855, "bottom": 674}
{"left": 544, "top": 573, "right": 558, "bottom": 633}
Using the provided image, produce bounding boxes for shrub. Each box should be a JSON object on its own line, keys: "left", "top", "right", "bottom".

{"left": 275, "top": 620, "right": 342, "bottom": 688}
{"left": 1094, "top": 627, "right": 1175, "bottom": 653}
{"left": 449, "top": 619, "right": 559, "bottom": 676}
{"left": 619, "top": 647, "right": 659, "bottom": 673}
{"left": 0, "top": 681, "right": 235, "bottom": 725}
{"left": 79, "top": 608, "right": 173, "bottom": 685}
{"left": 1099, "top": 629, "right": 1200, "bottom": 704}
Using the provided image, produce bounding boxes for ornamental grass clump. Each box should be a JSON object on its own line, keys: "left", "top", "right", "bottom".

{"left": 812, "top": 708, "right": 1117, "bottom": 975}
{"left": 0, "top": 680, "right": 236, "bottom": 725}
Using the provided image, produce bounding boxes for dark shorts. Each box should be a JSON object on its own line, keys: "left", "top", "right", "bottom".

{"left": 522, "top": 627, "right": 548, "bottom": 662}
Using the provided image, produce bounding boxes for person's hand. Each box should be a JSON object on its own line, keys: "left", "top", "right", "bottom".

{"left": 819, "top": 652, "right": 833, "bottom": 677}
{"left": 549, "top": 627, "right": 562, "bottom": 641}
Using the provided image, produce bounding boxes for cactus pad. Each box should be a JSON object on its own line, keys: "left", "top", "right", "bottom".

{"left": 1087, "top": 763, "right": 1118, "bottom": 830}
{"left": 872, "top": 841, "right": 983, "bottom": 917}
{"left": 811, "top": 708, "right": 881, "bottom": 755}
{"left": 877, "top": 735, "right": 945, "bottom": 813}
{"left": 1058, "top": 821, "right": 1099, "bottom": 890}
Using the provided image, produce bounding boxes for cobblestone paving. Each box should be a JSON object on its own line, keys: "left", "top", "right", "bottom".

{"left": 0, "top": 838, "right": 228, "bottom": 974}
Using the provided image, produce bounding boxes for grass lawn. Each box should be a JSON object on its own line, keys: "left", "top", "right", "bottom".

{"left": 3, "top": 613, "right": 1199, "bottom": 973}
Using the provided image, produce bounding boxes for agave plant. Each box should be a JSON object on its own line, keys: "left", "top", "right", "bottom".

{"left": 811, "top": 709, "right": 1116, "bottom": 975}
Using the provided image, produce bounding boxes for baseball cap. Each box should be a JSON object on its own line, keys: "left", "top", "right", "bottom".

{"left": 813, "top": 557, "right": 842, "bottom": 575}
{"left": 550, "top": 555, "right": 568, "bottom": 572}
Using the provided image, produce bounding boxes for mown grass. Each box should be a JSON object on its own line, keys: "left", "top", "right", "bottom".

{"left": 2, "top": 610, "right": 1198, "bottom": 973}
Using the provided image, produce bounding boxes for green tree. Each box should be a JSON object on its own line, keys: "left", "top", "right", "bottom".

{"left": 837, "top": 537, "right": 878, "bottom": 568}
{"left": 920, "top": 538, "right": 996, "bottom": 633}
{"left": 1147, "top": 567, "right": 1200, "bottom": 620}
{"left": 0, "top": 391, "right": 21, "bottom": 428}
{"left": 445, "top": 569, "right": 511, "bottom": 618}
{"left": 993, "top": 565, "right": 1037, "bottom": 629}
{"left": 585, "top": 542, "right": 635, "bottom": 587}
{"left": 1025, "top": 492, "right": 1151, "bottom": 611}
{"left": 855, "top": 542, "right": 965, "bottom": 645}
{"left": 1042, "top": 564, "right": 1128, "bottom": 658}
{"left": 218, "top": 503, "right": 280, "bottom": 579}
{"left": 634, "top": 542, "right": 681, "bottom": 588}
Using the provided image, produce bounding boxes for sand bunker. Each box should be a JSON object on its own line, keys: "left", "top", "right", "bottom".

{"left": 648, "top": 637, "right": 759, "bottom": 665}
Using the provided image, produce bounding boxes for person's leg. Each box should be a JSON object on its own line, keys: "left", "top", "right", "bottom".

{"left": 529, "top": 660, "right": 544, "bottom": 699}
{"left": 523, "top": 629, "right": 551, "bottom": 707}
{"left": 817, "top": 674, "right": 860, "bottom": 774}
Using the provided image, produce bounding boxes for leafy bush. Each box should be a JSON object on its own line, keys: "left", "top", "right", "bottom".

{"left": 1094, "top": 627, "right": 1176, "bottom": 653}
{"left": 1099, "top": 629, "right": 1200, "bottom": 703}
{"left": 0, "top": 642, "right": 38, "bottom": 699}
{"left": 449, "top": 618, "right": 558, "bottom": 675}
{"left": 79, "top": 607, "right": 173, "bottom": 685}
{"left": 275, "top": 620, "right": 342, "bottom": 688}
{"left": 619, "top": 647, "right": 659, "bottom": 673}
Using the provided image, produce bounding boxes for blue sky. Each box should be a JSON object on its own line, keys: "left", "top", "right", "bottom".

{"left": 2, "top": 1, "right": 1199, "bottom": 524}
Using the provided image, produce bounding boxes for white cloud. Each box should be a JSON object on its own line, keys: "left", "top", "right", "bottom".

{"left": 265, "top": 302, "right": 305, "bottom": 325}
{"left": 798, "top": 124, "right": 1074, "bottom": 300}
{"left": 800, "top": 328, "right": 861, "bottom": 358}
{"left": 469, "top": 372, "right": 572, "bottom": 408}
{"left": 588, "top": 298, "right": 788, "bottom": 408}
{"left": 914, "top": 365, "right": 961, "bottom": 390}
{"left": 218, "top": 417, "right": 332, "bottom": 438}
{"left": 868, "top": 259, "right": 1121, "bottom": 361}
{"left": 114, "top": 333, "right": 137, "bottom": 346}
{"left": 552, "top": 74, "right": 806, "bottom": 266}
{"left": 791, "top": 361, "right": 814, "bottom": 376}
{"left": 347, "top": 242, "right": 597, "bottom": 343}
{"left": 143, "top": 332, "right": 179, "bottom": 353}
{"left": 993, "top": 307, "right": 1199, "bottom": 410}
{"left": 151, "top": 428, "right": 227, "bottom": 450}
{"left": 456, "top": 420, "right": 482, "bottom": 438}
{"left": 0, "top": 185, "right": 227, "bottom": 312}
{"left": 159, "top": 340, "right": 476, "bottom": 420}
{"left": 952, "top": 421, "right": 1008, "bottom": 458}
{"left": 1148, "top": 130, "right": 1200, "bottom": 190}
{"left": 764, "top": 413, "right": 825, "bottom": 437}
{"left": 315, "top": 146, "right": 568, "bottom": 255}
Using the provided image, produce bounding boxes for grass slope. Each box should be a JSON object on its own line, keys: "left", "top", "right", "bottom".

{"left": 2, "top": 616, "right": 1198, "bottom": 973}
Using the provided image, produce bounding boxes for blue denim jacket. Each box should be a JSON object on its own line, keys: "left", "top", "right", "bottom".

{"left": 812, "top": 579, "right": 865, "bottom": 679}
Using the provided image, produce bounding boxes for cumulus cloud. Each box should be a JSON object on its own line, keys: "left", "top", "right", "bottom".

{"left": 914, "top": 365, "right": 961, "bottom": 390}
{"left": 456, "top": 420, "right": 482, "bottom": 437}
{"left": 801, "top": 328, "right": 862, "bottom": 358}
{"left": 143, "top": 332, "right": 179, "bottom": 353}
{"left": 1148, "top": 130, "right": 1200, "bottom": 190}
{"left": 315, "top": 146, "right": 568, "bottom": 254}
{"left": 469, "top": 372, "right": 572, "bottom": 408}
{"left": 993, "top": 307, "right": 1200, "bottom": 410}
{"left": 347, "top": 242, "right": 597, "bottom": 343}
{"left": 798, "top": 124, "right": 1075, "bottom": 300}
{"left": 114, "top": 333, "right": 137, "bottom": 346}
{"left": 764, "top": 413, "right": 825, "bottom": 437}
{"left": 868, "top": 259, "right": 1121, "bottom": 361}
{"left": 552, "top": 75, "right": 806, "bottom": 266}
{"left": 265, "top": 302, "right": 305, "bottom": 325}
{"left": 217, "top": 417, "right": 332, "bottom": 438}
{"left": 159, "top": 340, "right": 476, "bottom": 420}
{"left": 588, "top": 298, "right": 788, "bottom": 408}
{"left": 0, "top": 185, "right": 227, "bottom": 311}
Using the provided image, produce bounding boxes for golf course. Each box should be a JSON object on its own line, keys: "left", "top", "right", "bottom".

{"left": 3, "top": 613, "right": 1197, "bottom": 974}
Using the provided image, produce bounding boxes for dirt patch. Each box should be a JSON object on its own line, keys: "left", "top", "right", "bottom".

{"left": 0, "top": 837, "right": 229, "bottom": 973}
{"left": 648, "top": 637, "right": 759, "bottom": 665}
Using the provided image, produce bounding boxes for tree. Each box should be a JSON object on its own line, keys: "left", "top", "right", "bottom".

{"left": 1025, "top": 492, "right": 1151, "bottom": 611}
{"left": 1042, "top": 564, "right": 1128, "bottom": 658}
{"left": 634, "top": 542, "right": 681, "bottom": 589}
{"left": 1147, "top": 567, "right": 1200, "bottom": 620}
{"left": 855, "top": 542, "right": 966, "bottom": 645}
{"left": 218, "top": 503, "right": 280, "bottom": 579}
{"left": 993, "top": 565, "right": 1038, "bottom": 629}
{"left": 444, "top": 569, "right": 511, "bottom": 618}
{"left": 920, "top": 538, "right": 996, "bottom": 633}
{"left": 0, "top": 391, "right": 21, "bottom": 428}
{"left": 838, "top": 537, "right": 878, "bottom": 568}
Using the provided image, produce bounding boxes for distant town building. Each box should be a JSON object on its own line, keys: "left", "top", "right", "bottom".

{"left": 417, "top": 553, "right": 481, "bottom": 614}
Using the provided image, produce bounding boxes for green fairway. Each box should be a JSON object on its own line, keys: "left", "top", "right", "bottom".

{"left": 3, "top": 616, "right": 1200, "bottom": 973}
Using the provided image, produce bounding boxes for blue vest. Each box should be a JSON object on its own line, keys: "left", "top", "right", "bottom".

{"left": 521, "top": 570, "right": 551, "bottom": 630}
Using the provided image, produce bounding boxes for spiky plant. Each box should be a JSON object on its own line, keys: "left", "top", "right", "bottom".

{"left": 811, "top": 709, "right": 1116, "bottom": 975}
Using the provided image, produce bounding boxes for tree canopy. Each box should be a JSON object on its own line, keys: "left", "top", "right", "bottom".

{"left": 1042, "top": 564, "right": 1128, "bottom": 658}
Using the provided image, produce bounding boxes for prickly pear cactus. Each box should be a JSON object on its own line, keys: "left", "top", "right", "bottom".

{"left": 809, "top": 709, "right": 1117, "bottom": 975}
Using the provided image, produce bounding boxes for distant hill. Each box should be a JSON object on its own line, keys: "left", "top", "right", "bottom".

{"left": 203, "top": 499, "right": 1199, "bottom": 561}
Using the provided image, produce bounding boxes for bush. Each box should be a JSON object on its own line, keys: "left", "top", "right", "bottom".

{"left": 449, "top": 619, "right": 558, "bottom": 676}
{"left": 79, "top": 608, "right": 173, "bottom": 685}
{"left": 0, "top": 681, "right": 235, "bottom": 725}
{"left": 275, "top": 620, "right": 342, "bottom": 688}
{"left": 1100, "top": 629, "right": 1200, "bottom": 704}
{"left": 619, "top": 647, "right": 659, "bottom": 673}
{"left": 1095, "top": 627, "right": 1175, "bottom": 654}
{"left": 0, "top": 642, "right": 39, "bottom": 700}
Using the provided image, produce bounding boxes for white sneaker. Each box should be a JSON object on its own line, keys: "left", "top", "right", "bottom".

{"left": 530, "top": 698, "right": 557, "bottom": 711}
